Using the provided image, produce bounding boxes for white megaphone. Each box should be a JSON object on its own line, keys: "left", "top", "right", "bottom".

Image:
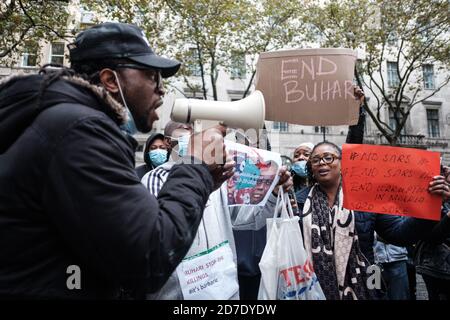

{"left": 170, "top": 90, "right": 266, "bottom": 131}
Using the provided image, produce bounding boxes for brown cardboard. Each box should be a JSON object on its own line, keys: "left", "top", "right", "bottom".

{"left": 255, "top": 48, "right": 360, "bottom": 126}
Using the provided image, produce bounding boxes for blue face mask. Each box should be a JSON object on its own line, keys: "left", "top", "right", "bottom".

{"left": 149, "top": 149, "right": 168, "bottom": 167}
{"left": 177, "top": 134, "right": 190, "bottom": 157}
{"left": 114, "top": 70, "right": 138, "bottom": 136}
{"left": 292, "top": 160, "right": 308, "bottom": 177}
{"left": 120, "top": 109, "right": 138, "bottom": 135}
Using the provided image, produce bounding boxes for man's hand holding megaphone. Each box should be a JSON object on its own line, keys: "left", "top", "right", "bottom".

{"left": 187, "top": 124, "right": 235, "bottom": 190}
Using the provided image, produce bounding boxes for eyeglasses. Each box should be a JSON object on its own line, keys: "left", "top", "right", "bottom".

{"left": 114, "top": 64, "right": 162, "bottom": 89}
{"left": 310, "top": 153, "right": 340, "bottom": 166}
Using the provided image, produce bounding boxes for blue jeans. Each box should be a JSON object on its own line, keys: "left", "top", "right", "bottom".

{"left": 382, "top": 260, "right": 410, "bottom": 300}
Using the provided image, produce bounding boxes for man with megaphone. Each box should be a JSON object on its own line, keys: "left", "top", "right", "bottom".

{"left": 0, "top": 22, "right": 236, "bottom": 299}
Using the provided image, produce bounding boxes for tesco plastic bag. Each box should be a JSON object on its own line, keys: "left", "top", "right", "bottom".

{"left": 258, "top": 188, "right": 326, "bottom": 300}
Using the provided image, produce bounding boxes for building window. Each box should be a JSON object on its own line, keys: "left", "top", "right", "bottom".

{"left": 80, "top": 10, "right": 94, "bottom": 24}
{"left": 230, "top": 53, "right": 246, "bottom": 79}
{"left": 21, "top": 43, "right": 37, "bottom": 67}
{"left": 423, "top": 64, "right": 435, "bottom": 90}
{"left": 387, "top": 32, "right": 398, "bottom": 46}
{"left": 389, "top": 108, "right": 406, "bottom": 134}
{"left": 187, "top": 48, "right": 201, "bottom": 77}
{"left": 387, "top": 62, "right": 399, "bottom": 88}
{"left": 314, "top": 126, "right": 329, "bottom": 134}
{"left": 273, "top": 122, "right": 288, "bottom": 132}
{"left": 184, "top": 92, "right": 204, "bottom": 99}
{"left": 50, "top": 43, "right": 65, "bottom": 65}
{"left": 79, "top": 9, "right": 95, "bottom": 30}
{"left": 426, "top": 109, "right": 440, "bottom": 138}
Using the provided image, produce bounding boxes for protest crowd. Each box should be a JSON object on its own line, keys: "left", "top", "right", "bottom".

{"left": 0, "top": 22, "right": 449, "bottom": 301}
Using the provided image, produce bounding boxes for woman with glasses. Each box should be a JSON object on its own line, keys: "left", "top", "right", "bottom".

{"left": 295, "top": 141, "right": 450, "bottom": 300}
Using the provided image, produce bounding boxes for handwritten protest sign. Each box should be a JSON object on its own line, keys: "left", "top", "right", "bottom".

{"left": 225, "top": 141, "right": 281, "bottom": 206}
{"left": 176, "top": 241, "right": 238, "bottom": 299}
{"left": 341, "top": 144, "right": 441, "bottom": 221}
{"left": 255, "top": 48, "right": 360, "bottom": 126}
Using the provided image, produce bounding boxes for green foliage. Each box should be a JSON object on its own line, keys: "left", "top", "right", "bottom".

{"left": 82, "top": 0, "right": 304, "bottom": 100}
{"left": 0, "top": 0, "right": 72, "bottom": 65}
{"left": 304, "top": 0, "right": 450, "bottom": 144}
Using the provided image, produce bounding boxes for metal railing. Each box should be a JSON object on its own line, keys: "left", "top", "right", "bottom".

{"left": 364, "top": 134, "right": 426, "bottom": 148}
{"left": 365, "top": 134, "right": 449, "bottom": 148}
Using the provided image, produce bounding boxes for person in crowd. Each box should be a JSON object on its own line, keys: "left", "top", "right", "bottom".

{"left": 136, "top": 133, "right": 168, "bottom": 179}
{"left": 142, "top": 121, "right": 293, "bottom": 300}
{"left": 290, "top": 87, "right": 366, "bottom": 194}
{"left": 163, "top": 120, "right": 192, "bottom": 158}
{"left": 374, "top": 236, "right": 410, "bottom": 300}
{"left": 141, "top": 121, "right": 193, "bottom": 193}
{"left": 0, "top": 22, "right": 233, "bottom": 299}
{"left": 414, "top": 166, "right": 450, "bottom": 300}
{"left": 291, "top": 142, "right": 314, "bottom": 193}
{"left": 296, "top": 141, "right": 450, "bottom": 300}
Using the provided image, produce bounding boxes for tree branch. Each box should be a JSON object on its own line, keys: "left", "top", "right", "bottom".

{"left": 18, "top": 0, "right": 71, "bottom": 40}
{"left": 410, "top": 75, "right": 450, "bottom": 108}
{"left": 0, "top": 25, "right": 32, "bottom": 58}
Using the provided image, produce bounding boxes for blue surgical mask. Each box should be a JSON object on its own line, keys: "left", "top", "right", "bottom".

{"left": 149, "top": 149, "right": 168, "bottom": 167}
{"left": 121, "top": 109, "right": 138, "bottom": 135}
{"left": 114, "top": 70, "right": 138, "bottom": 136}
{"left": 292, "top": 160, "right": 308, "bottom": 177}
{"left": 177, "top": 134, "right": 190, "bottom": 157}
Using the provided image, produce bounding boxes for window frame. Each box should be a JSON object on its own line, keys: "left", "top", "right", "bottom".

{"left": 422, "top": 64, "right": 435, "bottom": 90}
{"left": 426, "top": 108, "right": 440, "bottom": 138}
{"left": 387, "top": 61, "right": 400, "bottom": 88}
{"left": 230, "top": 53, "right": 246, "bottom": 79}
{"left": 49, "top": 42, "right": 65, "bottom": 65}
{"left": 273, "top": 121, "right": 289, "bottom": 132}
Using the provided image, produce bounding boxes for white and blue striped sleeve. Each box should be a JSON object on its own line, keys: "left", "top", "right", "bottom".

{"left": 140, "top": 167, "right": 170, "bottom": 197}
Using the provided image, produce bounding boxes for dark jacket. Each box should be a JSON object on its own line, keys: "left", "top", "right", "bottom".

{"left": 0, "top": 73, "right": 213, "bottom": 299}
{"left": 414, "top": 202, "right": 450, "bottom": 280}
{"left": 296, "top": 187, "right": 438, "bottom": 264}
{"left": 346, "top": 103, "right": 366, "bottom": 144}
{"left": 136, "top": 132, "right": 166, "bottom": 180}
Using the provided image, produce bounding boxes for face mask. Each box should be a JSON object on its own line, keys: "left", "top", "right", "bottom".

{"left": 114, "top": 70, "right": 138, "bottom": 135}
{"left": 149, "top": 149, "right": 168, "bottom": 167}
{"left": 176, "top": 134, "right": 190, "bottom": 157}
{"left": 292, "top": 160, "right": 308, "bottom": 177}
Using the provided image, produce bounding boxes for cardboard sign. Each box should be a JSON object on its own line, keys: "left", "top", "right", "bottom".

{"left": 225, "top": 141, "right": 281, "bottom": 206}
{"left": 341, "top": 144, "right": 441, "bottom": 221}
{"left": 255, "top": 48, "right": 360, "bottom": 126}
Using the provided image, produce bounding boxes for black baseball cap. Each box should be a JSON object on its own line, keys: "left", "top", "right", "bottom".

{"left": 68, "top": 22, "right": 181, "bottom": 78}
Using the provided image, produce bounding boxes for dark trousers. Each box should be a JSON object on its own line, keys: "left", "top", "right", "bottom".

{"left": 238, "top": 274, "right": 261, "bottom": 300}
{"left": 422, "top": 274, "right": 450, "bottom": 300}
{"left": 382, "top": 260, "right": 410, "bottom": 300}
{"left": 406, "top": 263, "right": 417, "bottom": 300}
